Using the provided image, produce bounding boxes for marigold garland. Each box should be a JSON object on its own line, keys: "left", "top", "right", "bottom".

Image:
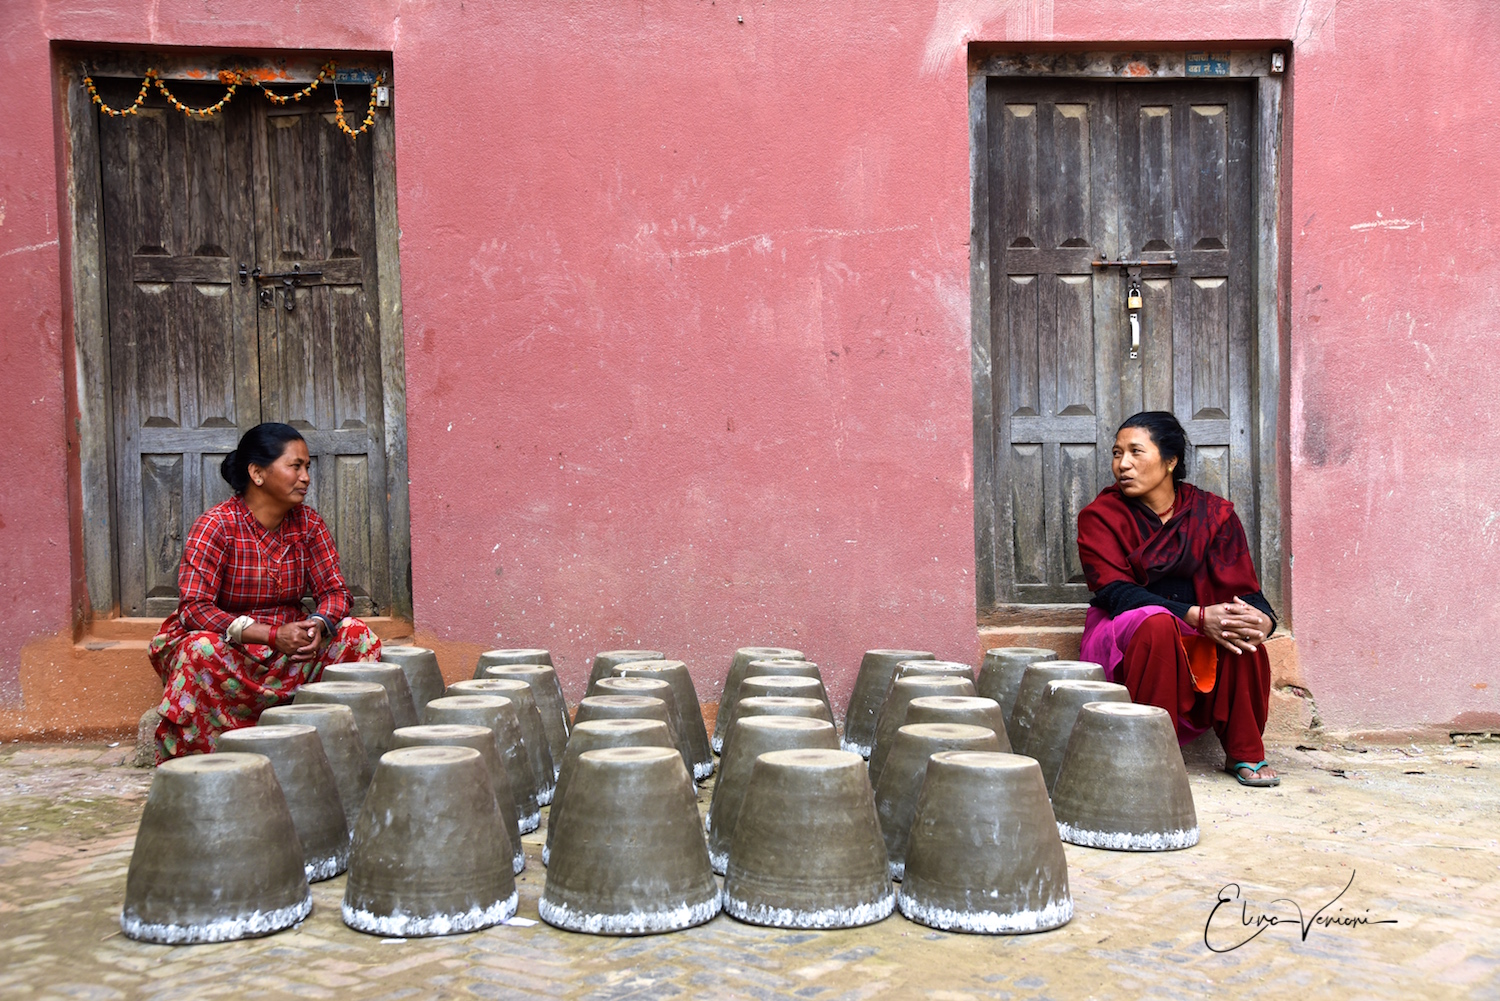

{"left": 334, "top": 74, "right": 384, "bottom": 137}
{"left": 81, "top": 61, "right": 380, "bottom": 136}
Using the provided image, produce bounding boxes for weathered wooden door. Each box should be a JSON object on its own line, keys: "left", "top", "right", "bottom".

{"left": 985, "top": 79, "right": 1257, "bottom": 604}
{"left": 99, "top": 77, "right": 394, "bottom": 617}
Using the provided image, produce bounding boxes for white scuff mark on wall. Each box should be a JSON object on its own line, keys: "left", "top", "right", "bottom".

{"left": 0, "top": 238, "right": 59, "bottom": 259}
{"left": 618, "top": 224, "right": 919, "bottom": 261}
{"left": 1292, "top": 0, "right": 1338, "bottom": 55}
{"left": 1350, "top": 214, "right": 1423, "bottom": 232}
{"left": 921, "top": 0, "right": 1054, "bottom": 78}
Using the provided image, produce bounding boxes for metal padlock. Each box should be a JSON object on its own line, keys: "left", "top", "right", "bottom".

{"left": 1127, "top": 284, "right": 1143, "bottom": 310}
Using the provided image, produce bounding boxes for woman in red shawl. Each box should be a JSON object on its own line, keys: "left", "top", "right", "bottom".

{"left": 148, "top": 423, "right": 382, "bottom": 761}
{"left": 1076, "top": 412, "right": 1279, "bottom": 786}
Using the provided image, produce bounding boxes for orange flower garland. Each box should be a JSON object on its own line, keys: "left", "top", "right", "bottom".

{"left": 334, "top": 74, "right": 384, "bottom": 137}
{"left": 81, "top": 61, "right": 381, "bottom": 137}
{"left": 83, "top": 68, "right": 157, "bottom": 117}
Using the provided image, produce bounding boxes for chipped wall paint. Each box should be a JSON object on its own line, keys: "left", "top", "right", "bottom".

{"left": 0, "top": 0, "right": 1497, "bottom": 733}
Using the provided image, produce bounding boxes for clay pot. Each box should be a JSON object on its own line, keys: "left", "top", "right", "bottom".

{"left": 976, "top": 647, "right": 1058, "bottom": 732}
{"left": 1029, "top": 680, "right": 1132, "bottom": 793}
{"left": 592, "top": 676, "right": 688, "bottom": 771}
{"left": 393, "top": 724, "right": 523, "bottom": 874}
{"left": 722, "top": 749, "right": 894, "bottom": 929}
{"left": 423, "top": 694, "right": 541, "bottom": 832}
{"left": 545, "top": 718, "right": 675, "bottom": 866}
{"left": 903, "top": 695, "right": 1012, "bottom": 753}
{"left": 716, "top": 675, "right": 830, "bottom": 751}
{"left": 842, "top": 650, "right": 936, "bottom": 756}
{"left": 444, "top": 679, "right": 556, "bottom": 804}
{"left": 1051, "top": 703, "right": 1199, "bottom": 851}
{"left": 706, "top": 716, "right": 839, "bottom": 875}
{"left": 868, "top": 675, "right": 978, "bottom": 788}
{"left": 726, "top": 696, "right": 835, "bottom": 760}
{"left": 613, "top": 660, "right": 713, "bottom": 780}
{"left": 874, "top": 723, "right": 1002, "bottom": 879}
{"left": 891, "top": 659, "right": 975, "bottom": 685}
{"left": 259, "top": 702, "right": 372, "bottom": 825}
{"left": 343, "top": 746, "right": 517, "bottom": 936}
{"left": 572, "top": 694, "right": 672, "bottom": 733}
{"left": 377, "top": 646, "right": 446, "bottom": 715}
{"left": 586, "top": 649, "right": 665, "bottom": 695}
{"left": 294, "top": 681, "right": 397, "bottom": 761}
{"left": 1008, "top": 661, "right": 1107, "bottom": 758}
{"left": 221, "top": 723, "right": 349, "bottom": 881}
{"left": 121, "top": 753, "right": 310, "bottom": 943}
{"left": 322, "top": 663, "right": 420, "bottom": 731}
{"left": 898, "top": 751, "right": 1072, "bottom": 933}
{"left": 712, "top": 647, "right": 806, "bottom": 753}
{"left": 472, "top": 647, "right": 551, "bottom": 679}
{"left": 480, "top": 663, "right": 570, "bottom": 770}
{"left": 540, "top": 746, "right": 719, "bottom": 935}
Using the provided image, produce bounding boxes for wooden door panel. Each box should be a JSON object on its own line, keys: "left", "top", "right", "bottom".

{"left": 989, "top": 78, "right": 1257, "bottom": 604}
{"left": 100, "top": 79, "right": 260, "bottom": 616}
{"left": 255, "top": 94, "right": 390, "bottom": 615}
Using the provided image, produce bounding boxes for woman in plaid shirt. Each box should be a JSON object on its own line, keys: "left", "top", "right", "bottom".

{"left": 148, "top": 423, "right": 382, "bottom": 761}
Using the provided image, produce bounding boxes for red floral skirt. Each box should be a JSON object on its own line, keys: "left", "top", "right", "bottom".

{"left": 148, "top": 618, "right": 382, "bottom": 762}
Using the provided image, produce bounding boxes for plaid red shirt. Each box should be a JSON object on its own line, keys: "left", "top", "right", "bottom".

{"left": 173, "top": 495, "right": 352, "bottom": 635}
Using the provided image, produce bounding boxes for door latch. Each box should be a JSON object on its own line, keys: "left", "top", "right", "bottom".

{"left": 1092, "top": 256, "right": 1176, "bottom": 361}
{"left": 239, "top": 263, "right": 324, "bottom": 312}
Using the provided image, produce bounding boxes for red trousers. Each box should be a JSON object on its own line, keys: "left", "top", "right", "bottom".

{"left": 1117, "top": 613, "right": 1271, "bottom": 764}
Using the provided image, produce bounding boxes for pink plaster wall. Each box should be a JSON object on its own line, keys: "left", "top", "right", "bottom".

{"left": 1, "top": 0, "right": 1497, "bottom": 731}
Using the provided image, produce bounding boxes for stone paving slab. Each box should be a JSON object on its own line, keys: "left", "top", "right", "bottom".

{"left": 1, "top": 740, "right": 1497, "bottom": 999}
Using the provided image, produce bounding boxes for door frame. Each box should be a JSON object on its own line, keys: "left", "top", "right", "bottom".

{"left": 57, "top": 48, "right": 414, "bottom": 622}
{"left": 968, "top": 48, "right": 1289, "bottom": 627}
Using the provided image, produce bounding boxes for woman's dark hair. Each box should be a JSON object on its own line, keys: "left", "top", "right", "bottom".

{"left": 220, "top": 423, "right": 305, "bottom": 494}
{"left": 1117, "top": 411, "right": 1188, "bottom": 484}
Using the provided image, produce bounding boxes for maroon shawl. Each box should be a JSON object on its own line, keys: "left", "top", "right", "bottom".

{"left": 1077, "top": 481, "right": 1262, "bottom": 608}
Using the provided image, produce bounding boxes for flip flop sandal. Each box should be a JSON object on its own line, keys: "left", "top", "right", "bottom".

{"left": 1227, "top": 759, "right": 1280, "bottom": 787}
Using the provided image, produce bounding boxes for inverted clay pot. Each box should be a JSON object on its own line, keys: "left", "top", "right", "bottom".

{"left": 586, "top": 649, "right": 666, "bottom": 695}
{"left": 121, "top": 752, "right": 311, "bottom": 944}
{"left": 842, "top": 650, "right": 936, "bottom": 757}
{"left": 540, "top": 746, "right": 719, "bottom": 935}
{"left": 1008, "top": 661, "right": 1107, "bottom": 758}
{"left": 1050, "top": 703, "right": 1199, "bottom": 851}
{"left": 377, "top": 646, "right": 446, "bottom": 716}
{"left": 220, "top": 724, "right": 349, "bottom": 880}
{"left": 473, "top": 647, "right": 552, "bottom": 680}
{"left": 444, "top": 679, "right": 556, "bottom": 804}
{"left": 725, "top": 696, "right": 835, "bottom": 761}
{"left": 294, "top": 681, "right": 397, "bottom": 762}
{"left": 874, "top": 723, "right": 1002, "bottom": 880}
{"left": 613, "top": 660, "right": 713, "bottom": 780}
{"left": 723, "top": 748, "right": 894, "bottom": 929}
{"left": 903, "top": 695, "right": 1012, "bottom": 753}
{"left": 976, "top": 647, "right": 1058, "bottom": 733}
{"left": 343, "top": 746, "right": 517, "bottom": 936}
{"left": 891, "top": 659, "right": 975, "bottom": 685}
{"left": 572, "top": 694, "right": 671, "bottom": 732}
{"left": 423, "top": 694, "right": 541, "bottom": 832}
{"left": 1029, "top": 680, "right": 1132, "bottom": 793}
{"left": 321, "top": 663, "right": 420, "bottom": 731}
{"left": 898, "top": 751, "right": 1072, "bottom": 934}
{"left": 736, "top": 675, "right": 830, "bottom": 723}
{"left": 481, "top": 663, "right": 570, "bottom": 770}
{"left": 545, "top": 718, "right": 675, "bottom": 866}
{"left": 868, "top": 675, "right": 978, "bottom": 789}
{"left": 712, "top": 647, "right": 806, "bottom": 753}
{"left": 593, "top": 676, "right": 688, "bottom": 771}
{"left": 706, "top": 716, "right": 839, "bottom": 875}
{"left": 393, "top": 724, "right": 523, "bottom": 874}
{"left": 259, "top": 702, "right": 372, "bottom": 825}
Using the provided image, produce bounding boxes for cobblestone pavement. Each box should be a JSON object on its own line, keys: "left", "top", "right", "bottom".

{"left": 1, "top": 738, "right": 1497, "bottom": 1000}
